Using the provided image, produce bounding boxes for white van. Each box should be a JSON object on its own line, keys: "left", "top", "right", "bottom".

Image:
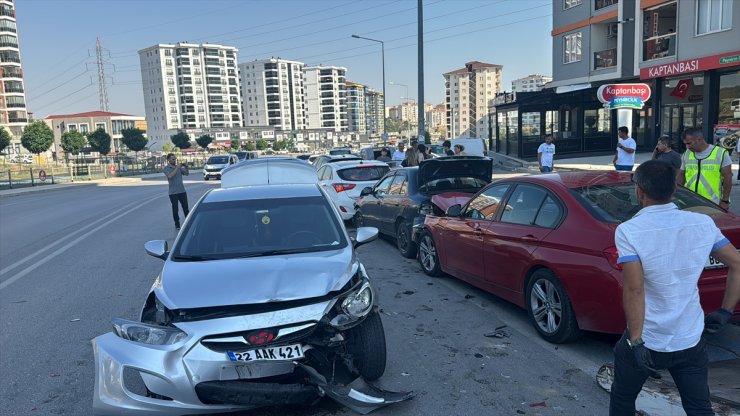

{"left": 436, "top": 138, "right": 488, "bottom": 157}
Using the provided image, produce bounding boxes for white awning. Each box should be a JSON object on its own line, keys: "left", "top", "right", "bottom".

{"left": 555, "top": 83, "right": 592, "bottom": 94}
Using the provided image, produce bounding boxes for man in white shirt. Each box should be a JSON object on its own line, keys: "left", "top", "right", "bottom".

{"left": 611, "top": 160, "right": 740, "bottom": 415}
{"left": 392, "top": 143, "right": 406, "bottom": 161}
{"left": 612, "top": 126, "right": 637, "bottom": 171}
{"left": 537, "top": 134, "right": 555, "bottom": 173}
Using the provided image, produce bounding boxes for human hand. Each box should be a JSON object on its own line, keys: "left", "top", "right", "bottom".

{"left": 704, "top": 308, "right": 733, "bottom": 334}
{"left": 719, "top": 201, "right": 730, "bottom": 210}
{"left": 631, "top": 343, "right": 660, "bottom": 378}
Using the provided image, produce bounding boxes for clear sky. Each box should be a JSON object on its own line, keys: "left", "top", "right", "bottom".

{"left": 19, "top": 0, "right": 553, "bottom": 118}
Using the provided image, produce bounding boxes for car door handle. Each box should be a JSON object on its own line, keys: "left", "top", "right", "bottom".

{"left": 521, "top": 235, "right": 539, "bottom": 242}
{"left": 474, "top": 228, "right": 483, "bottom": 236}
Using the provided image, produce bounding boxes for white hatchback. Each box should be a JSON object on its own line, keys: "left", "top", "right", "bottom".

{"left": 317, "top": 160, "right": 391, "bottom": 221}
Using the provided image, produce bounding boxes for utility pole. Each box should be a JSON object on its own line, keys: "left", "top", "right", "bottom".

{"left": 417, "top": 0, "right": 425, "bottom": 143}
{"left": 95, "top": 38, "right": 109, "bottom": 112}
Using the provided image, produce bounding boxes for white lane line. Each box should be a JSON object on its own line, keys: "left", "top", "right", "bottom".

{"left": 0, "top": 193, "right": 163, "bottom": 291}
{"left": 0, "top": 192, "right": 161, "bottom": 276}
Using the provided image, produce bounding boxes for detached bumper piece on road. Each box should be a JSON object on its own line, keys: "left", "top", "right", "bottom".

{"left": 92, "top": 307, "right": 414, "bottom": 415}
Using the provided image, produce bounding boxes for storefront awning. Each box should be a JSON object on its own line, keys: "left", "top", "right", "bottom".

{"left": 555, "top": 83, "right": 592, "bottom": 94}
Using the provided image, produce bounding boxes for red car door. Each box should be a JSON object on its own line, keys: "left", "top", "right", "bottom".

{"left": 483, "top": 184, "right": 561, "bottom": 296}
{"left": 441, "top": 184, "right": 513, "bottom": 283}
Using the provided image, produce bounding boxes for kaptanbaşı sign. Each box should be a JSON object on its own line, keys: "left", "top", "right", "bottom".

{"left": 597, "top": 83, "right": 652, "bottom": 110}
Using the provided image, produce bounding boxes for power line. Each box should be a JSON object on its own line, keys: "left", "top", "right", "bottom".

{"left": 31, "top": 80, "right": 95, "bottom": 113}
{"left": 27, "top": 70, "right": 90, "bottom": 101}
{"left": 39, "top": 90, "right": 100, "bottom": 118}
{"left": 28, "top": 55, "right": 89, "bottom": 91}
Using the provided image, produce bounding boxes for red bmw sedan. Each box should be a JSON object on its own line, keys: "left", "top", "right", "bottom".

{"left": 416, "top": 171, "right": 740, "bottom": 343}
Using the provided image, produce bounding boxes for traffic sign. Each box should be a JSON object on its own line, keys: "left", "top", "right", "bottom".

{"left": 109, "top": 164, "right": 115, "bottom": 174}
{"left": 39, "top": 170, "right": 47, "bottom": 182}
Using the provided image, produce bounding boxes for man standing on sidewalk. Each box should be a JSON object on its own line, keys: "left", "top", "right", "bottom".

{"left": 677, "top": 127, "right": 733, "bottom": 210}
{"left": 651, "top": 135, "right": 681, "bottom": 170}
{"left": 163, "top": 153, "right": 189, "bottom": 230}
{"left": 537, "top": 134, "right": 555, "bottom": 173}
{"left": 612, "top": 126, "right": 636, "bottom": 171}
{"left": 611, "top": 160, "right": 740, "bottom": 416}
{"left": 392, "top": 142, "right": 406, "bottom": 162}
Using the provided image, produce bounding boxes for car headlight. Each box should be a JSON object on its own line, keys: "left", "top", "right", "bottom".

{"left": 112, "top": 318, "right": 187, "bottom": 345}
{"left": 340, "top": 282, "right": 373, "bottom": 318}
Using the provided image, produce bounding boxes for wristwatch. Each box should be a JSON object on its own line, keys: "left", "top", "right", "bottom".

{"left": 626, "top": 337, "right": 644, "bottom": 348}
{"left": 721, "top": 199, "right": 730, "bottom": 204}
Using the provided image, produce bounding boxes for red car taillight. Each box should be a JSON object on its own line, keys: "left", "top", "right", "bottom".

{"left": 332, "top": 183, "right": 357, "bottom": 193}
{"left": 603, "top": 246, "right": 622, "bottom": 271}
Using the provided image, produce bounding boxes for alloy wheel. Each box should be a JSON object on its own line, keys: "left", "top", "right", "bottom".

{"left": 419, "top": 235, "right": 436, "bottom": 272}
{"left": 529, "top": 278, "right": 563, "bottom": 334}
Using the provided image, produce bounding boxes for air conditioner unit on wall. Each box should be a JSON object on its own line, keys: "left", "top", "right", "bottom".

{"left": 607, "top": 23, "right": 619, "bottom": 38}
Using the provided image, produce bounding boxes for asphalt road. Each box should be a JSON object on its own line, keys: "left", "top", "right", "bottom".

{"left": 0, "top": 175, "right": 738, "bottom": 415}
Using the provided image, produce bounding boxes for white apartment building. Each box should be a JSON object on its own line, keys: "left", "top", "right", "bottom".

{"left": 365, "top": 88, "right": 384, "bottom": 136}
{"left": 304, "top": 65, "right": 347, "bottom": 132}
{"left": 0, "top": 0, "right": 28, "bottom": 152}
{"left": 426, "top": 105, "right": 446, "bottom": 130}
{"left": 444, "top": 61, "right": 502, "bottom": 139}
{"left": 345, "top": 81, "right": 384, "bottom": 135}
{"left": 511, "top": 74, "right": 552, "bottom": 92}
{"left": 138, "top": 42, "right": 242, "bottom": 149}
{"left": 239, "top": 58, "right": 306, "bottom": 131}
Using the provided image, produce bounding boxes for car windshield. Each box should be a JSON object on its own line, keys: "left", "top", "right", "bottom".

{"left": 329, "top": 148, "right": 352, "bottom": 155}
{"left": 338, "top": 166, "right": 390, "bottom": 182}
{"left": 173, "top": 196, "right": 347, "bottom": 261}
{"left": 571, "top": 183, "right": 725, "bottom": 223}
{"left": 233, "top": 152, "right": 247, "bottom": 160}
{"left": 428, "top": 145, "right": 445, "bottom": 155}
{"left": 207, "top": 156, "right": 229, "bottom": 164}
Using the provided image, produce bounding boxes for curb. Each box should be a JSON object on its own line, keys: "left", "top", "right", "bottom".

{"left": 0, "top": 175, "right": 163, "bottom": 199}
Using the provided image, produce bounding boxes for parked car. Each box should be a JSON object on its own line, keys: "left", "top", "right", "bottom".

{"left": 436, "top": 138, "right": 488, "bottom": 156}
{"left": 232, "top": 151, "right": 258, "bottom": 161}
{"left": 312, "top": 154, "right": 363, "bottom": 170}
{"left": 9, "top": 154, "right": 32, "bottom": 164}
{"left": 318, "top": 160, "right": 391, "bottom": 221}
{"left": 295, "top": 154, "right": 313, "bottom": 161}
{"left": 355, "top": 156, "right": 493, "bottom": 258}
{"left": 359, "top": 147, "right": 400, "bottom": 168}
{"left": 92, "top": 158, "right": 412, "bottom": 415}
{"left": 203, "top": 154, "right": 238, "bottom": 180}
{"left": 329, "top": 147, "right": 353, "bottom": 156}
{"left": 416, "top": 171, "right": 740, "bottom": 343}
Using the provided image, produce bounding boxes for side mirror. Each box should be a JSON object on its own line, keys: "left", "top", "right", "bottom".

{"left": 354, "top": 227, "right": 379, "bottom": 248}
{"left": 446, "top": 204, "right": 462, "bottom": 217}
{"left": 145, "top": 240, "right": 169, "bottom": 260}
{"left": 360, "top": 186, "right": 373, "bottom": 196}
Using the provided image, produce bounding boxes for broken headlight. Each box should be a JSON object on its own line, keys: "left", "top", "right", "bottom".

{"left": 112, "top": 318, "right": 187, "bottom": 345}
{"left": 330, "top": 281, "right": 374, "bottom": 330}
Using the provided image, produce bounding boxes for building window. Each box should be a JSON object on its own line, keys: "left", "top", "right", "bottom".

{"left": 563, "top": 32, "right": 582, "bottom": 63}
{"left": 696, "top": 0, "right": 733, "bottom": 35}
{"left": 718, "top": 71, "right": 740, "bottom": 124}
{"left": 595, "top": 0, "right": 617, "bottom": 10}
{"left": 95, "top": 122, "right": 106, "bottom": 131}
{"left": 68, "top": 124, "right": 77, "bottom": 131}
{"left": 564, "top": 0, "right": 581, "bottom": 9}
{"left": 79, "top": 123, "right": 89, "bottom": 134}
{"left": 642, "top": 2, "right": 677, "bottom": 61}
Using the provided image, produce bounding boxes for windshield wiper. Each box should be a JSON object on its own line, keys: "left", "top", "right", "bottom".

{"left": 171, "top": 255, "right": 219, "bottom": 262}
{"left": 233, "top": 248, "right": 319, "bottom": 258}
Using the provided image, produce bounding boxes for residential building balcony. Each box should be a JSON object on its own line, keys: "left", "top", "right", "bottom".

{"left": 8, "top": 117, "right": 27, "bottom": 123}
{"left": 643, "top": 33, "right": 676, "bottom": 61}
{"left": 0, "top": 8, "right": 15, "bottom": 18}
{"left": 593, "top": 48, "right": 617, "bottom": 70}
{"left": 595, "top": 0, "right": 617, "bottom": 11}
{"left": 0, "top": 53, "right": 20, "bottom": 63}
{"left": 1, "top": 67, "right": 21, "bottom": 78}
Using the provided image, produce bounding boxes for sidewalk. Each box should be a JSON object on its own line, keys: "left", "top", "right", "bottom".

{"left": 0, "top": 172, "right": 165, "bottom": 199}
{"left": 491, "top": 151, "right": 655, "bottom": 173}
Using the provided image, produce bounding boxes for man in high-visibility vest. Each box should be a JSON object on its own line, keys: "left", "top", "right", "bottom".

{"left": 677, "top": 127, "right": 733, "bottom": 210}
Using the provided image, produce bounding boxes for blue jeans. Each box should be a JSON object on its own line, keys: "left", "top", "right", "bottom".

{"left": 615, "top": 165, "right": 634, "bottom": 171}
{"left": 609, "top": 332, "right": 712, "bottom": 416}
{"left": 541, "top": 166, "right": 552, "bottom": 173}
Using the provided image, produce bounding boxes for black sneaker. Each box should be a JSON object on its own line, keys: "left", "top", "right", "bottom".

{"left": 175, "top": 224, "right": 181, "bottom": 230}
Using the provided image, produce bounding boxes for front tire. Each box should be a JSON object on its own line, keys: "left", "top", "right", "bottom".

{"left": 525, "top": 269, "right": 582, "bottom": 344}
{"left": 203, "top": 176, "right": 209, "bottom": 181}
{"left": 418, "top": 230, "right": 442, "bottom": 276}
{"left": 345, "top": 311, "right": 387, "bottom": 381}
{"left": 396, "top": 221, "right": 417, "bottom": 258}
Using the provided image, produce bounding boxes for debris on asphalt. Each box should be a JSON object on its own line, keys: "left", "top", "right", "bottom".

{"left": 401, "top": 372, "right": 410, "bottom": 376}
{"left": 420, "top": 305, "right": 433, "bottom": 312}
{"left": 474, "top": 353, "right": 484, "bottom": 358}
{"left": 379, "top": 309, "right": 392, "bottom": 316}
{"left": 70, "top": 318, "right": 80, "bottom": 322}
{"left": 464, "top": 294, "right": 475, "bottom": 299}
{"left": 403, "top": 290, "right": 415, "bottom": 295}
{"left": 484, "top": 325, "right": 510, "bottom": 338}
{"left": 528, "top": 401, "right": 547, "bottom": 407}
{"left": 516, "top": 410, "right": 526, "bottom": 414}
{"left": 48, "top": 372, "right": 60, "bottom": 377}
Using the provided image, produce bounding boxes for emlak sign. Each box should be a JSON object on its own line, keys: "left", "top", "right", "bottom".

{"left": 597, "top": 84, "right": 652, "bottom": 110}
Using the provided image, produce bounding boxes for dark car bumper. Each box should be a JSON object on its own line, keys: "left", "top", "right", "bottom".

{"left": 411, "top": 216, "right": 426, "bottom": 244}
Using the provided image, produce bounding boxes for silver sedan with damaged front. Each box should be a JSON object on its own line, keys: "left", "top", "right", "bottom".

{"left": 92, "top": 176, "right": 412, "bottom": 415}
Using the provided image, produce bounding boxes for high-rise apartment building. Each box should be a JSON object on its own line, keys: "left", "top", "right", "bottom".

{"left": 139, "top": 43, "right": 242, "bottom": 149}
{"left": 0, "top": 0, "right": 28, "bottom": 148}
{"left": 511, "top": 74, "right": 552, "bottom": 92}
{"left": 444, "top": 61, "right": 502, "bottom": 139}
{"left": 304, "top": 65, "right": 347, "bottom": 132}
{"left": 345, "top": 81, "right": 384, "bottom": 135}
{"left": 239, "top": 58, "right": 306, "bottom": 130}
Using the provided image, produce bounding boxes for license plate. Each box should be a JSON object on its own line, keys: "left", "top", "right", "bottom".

{"left": 705, "top": 255, "right": 726, "bottom": 269}
{"left": 227, "top": 344, "right": 304, "bottom": 362}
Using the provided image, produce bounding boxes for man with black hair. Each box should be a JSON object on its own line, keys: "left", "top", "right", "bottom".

{"left": 651, "top": 135, "right": 681, "bottom": 170}
{"left": 612, "top": 126, "right": 636, "bottom": 171}
{"left": 678, "top": 127, "right": 733, "bottom": 210}
{"left": 610, "top": 160, "right": 740, "bottom": 415}
{"left": 163, "top": 153, "right": 190, "bottom": 230}
{"left": 442, "top": 140, "right": 454, "bottom": 156}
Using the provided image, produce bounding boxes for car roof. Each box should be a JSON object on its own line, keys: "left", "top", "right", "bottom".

{"left": 204, "top": 183, "right": 322, "bottom": 203}
{"left": 330, "top": 160, "right": 389, "bottom": 169}
{"left": 221, "top": 157, "right": 318, "bottom": 188}
{"left": 209, "top": 154, "right": 232, "bottom": 157}
{"left": 502, "top": 171, "right": 632, "bottom": 189}
{"left": 326, "top": 154, "right": 361, "bottom": 160}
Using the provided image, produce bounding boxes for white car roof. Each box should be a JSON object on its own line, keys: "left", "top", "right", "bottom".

{"left": 220, "top": 157, "right": 318, "bottom": 188}
{"left": 328, "top": 160, "right": 390, "bottom": 170}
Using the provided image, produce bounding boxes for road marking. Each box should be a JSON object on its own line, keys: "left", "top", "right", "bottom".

{"left": 0, "top": 193, "right": 163, "bottom": 291}
{"left": 0, "top": 192, "right": 161, "bottom": 277}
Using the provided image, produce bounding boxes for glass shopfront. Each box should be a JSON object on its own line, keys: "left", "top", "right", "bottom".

{"left": 718, "top": 71, "right": 740, "bottom": 125}
{"left": 660, "top": 74, "right": 704, "bottom": 149}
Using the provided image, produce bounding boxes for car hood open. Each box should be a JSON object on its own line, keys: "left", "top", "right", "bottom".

{"left": 156, "top": 248, "right": 357, "bottom": 309}
{"left": 431, "top": 192, "right": 476, "bottom": 212}
{"left": 417, "top": 157, "right": 492, "bottom": 186}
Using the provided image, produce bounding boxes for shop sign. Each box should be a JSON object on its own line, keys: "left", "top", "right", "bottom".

{"left": 597, "top": 83, "right": 651, "bottom": 110}
{"left": 640, "top": 51, "right": 740, "bottom": 79}
{"left": 715, "top": 124, "right": 740, "bottom": 150}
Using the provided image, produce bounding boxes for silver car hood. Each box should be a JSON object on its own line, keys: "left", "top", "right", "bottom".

{"left": 155, "top": 248, "right": 357, "bottom": 310}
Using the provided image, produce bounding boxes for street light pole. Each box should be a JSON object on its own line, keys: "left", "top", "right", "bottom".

{"left": 351, "top": 34, "right": 387, "bottom": 146}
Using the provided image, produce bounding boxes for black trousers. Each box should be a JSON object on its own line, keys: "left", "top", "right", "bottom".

{"left": 609, "top": 332, "right": 713, "bottom": 416}
{"left": 168, "top": 192, "right": 189, "bottom": 227}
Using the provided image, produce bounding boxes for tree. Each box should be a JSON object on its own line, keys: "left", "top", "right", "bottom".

{"left": 245, "top": 141, "right": 256, "bottom": 151}
{"left": 162, "top": 142, "right": 176, "bottom": 153}
{"left": 21, "top": 121, "right": 54, "bottom": 161}
{"left": 170, "top": 131, "right": 191, "bottom": 149}
{"left": 196, "top": 134, "right": 213, "bottom": 150}
{"left": 0, "top": 126, "right": 11, "bottom": 155}
{"left": 230, "top": 139, "right": 240, "bottom": 152}
{"left": 272, "top": 139, "right": 285, "bottom": 151}
{"left": 121, "top": 128, "right": 148, "bottom": 158}
{"left": 87, "top": 127, "right": 112, "bottom": 156}
{"left": 60, "top": 130, "right": 87, "bottom": 162}
{"left": 423, "top": 130, "right": 431, "bottom": 142}
{"left": 256, "top": 139, "right": 269, "bottom": 150}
